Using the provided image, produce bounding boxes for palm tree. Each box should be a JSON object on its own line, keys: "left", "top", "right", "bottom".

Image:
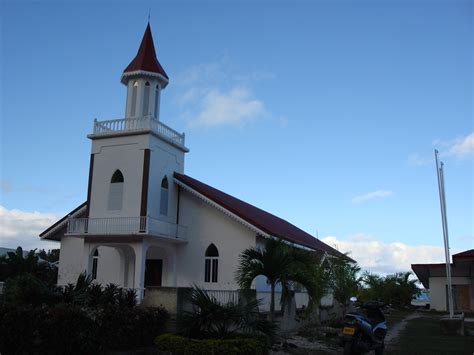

{"left": 235, "top": 238, "right": 328, "bottom": 321}
{"left": 330, "top": 256, "right": 361, "bottom": 316}
{"left": 236, "top": 238, "right": 291, "bottom": 321}
{"left": 179, "top": 286, "right": 276, "bottom": 339}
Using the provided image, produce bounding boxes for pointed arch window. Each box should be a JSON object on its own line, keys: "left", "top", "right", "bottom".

{"left": 154, "top": 85, "right": 160, "bottom": 119}
{"left": 204, "top": 244, "right": 219, "bottom": 283}
{"left": 108, "top": 170, "right": 124, "bottom": 210}
{"left": 143, "top": 81, "right": 150, "bottom": 116}
{"left": 92, "top": 249, "right": 99, "bottom": 280}
{"left": 160, "top": 176, "right": 168, "bottom": 216}
{"left": 130, "top": 81, "right": 138, "bottom": 117}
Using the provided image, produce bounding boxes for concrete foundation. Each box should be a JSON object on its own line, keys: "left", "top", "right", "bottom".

{"left": 440, "top": 314, "right": 465, "bottom": 336}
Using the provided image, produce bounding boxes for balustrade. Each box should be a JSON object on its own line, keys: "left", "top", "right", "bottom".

{"left": 67, "top": 216, "right": 186, "bottom": 241}
{"left": 91, "top": 117, "right": 185, "bottom": 147}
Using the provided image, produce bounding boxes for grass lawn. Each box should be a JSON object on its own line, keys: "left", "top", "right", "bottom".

{"left": 386, "top": 313, "right": 474, "bottom": 355}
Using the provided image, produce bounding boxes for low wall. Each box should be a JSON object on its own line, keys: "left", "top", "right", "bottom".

{"left": 142, "top": 287, "right": 193, "bottom": 315}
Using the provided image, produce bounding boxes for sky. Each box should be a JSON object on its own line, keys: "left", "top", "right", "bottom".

{"left": 0, "top": 0, "right": 473, "bottom": 275}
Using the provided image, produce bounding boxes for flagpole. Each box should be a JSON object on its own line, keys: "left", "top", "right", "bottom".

{"left": 435, "top": 149, "right": 454, "bottom": 318}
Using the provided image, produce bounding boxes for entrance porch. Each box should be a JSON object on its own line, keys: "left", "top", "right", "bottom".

{"left": 83, "top": 238, "right": 178, "bottom": 302}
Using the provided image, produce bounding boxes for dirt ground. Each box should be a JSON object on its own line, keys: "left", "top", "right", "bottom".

{"left": 270, "top": 310, "right": 474, "bottom": 354}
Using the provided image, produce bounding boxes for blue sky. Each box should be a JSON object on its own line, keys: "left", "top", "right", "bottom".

{"left": 1, "top": 0, "right": 472, "bottom": 273}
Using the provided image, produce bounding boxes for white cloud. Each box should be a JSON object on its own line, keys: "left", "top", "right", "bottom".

{"left": 190, "top": 87, "right": 266, "bottom": 128}
{"left": 0, "top": 205, "right": 60, "bottom": 250}
{"left": 174, "top": 60, "right": 273, "bottom": 128}
{"left": 322, "top": 234, "right": 449, "bottom": 275}
{"left": 446, "top": 132, "right": 474, "bottom": 158}
{"left": 407, "top": 154, "right": 431, "bottom": 167}
{"left": 352, "top": 190, "right": 393, "bottom": 204}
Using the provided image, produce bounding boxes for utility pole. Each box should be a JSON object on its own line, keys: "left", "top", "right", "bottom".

{"left": 435, "top": 149, "right": 454, "bottom": 318}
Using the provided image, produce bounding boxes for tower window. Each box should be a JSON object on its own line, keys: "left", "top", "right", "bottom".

{"left": 108, "top": 170, "right": 124, "bottom": 210}
{"left": 160, "top": 176, "right": 168, "bottom": 216}
{"left": 130, "top": 81, "right": 138, "bottom": 117}
{"left": 204, "top": 244, "right": 219, "bottom": 283}
{"left": 143, "top": 82, "right": 150, "bottom": 116}
{"left": 92, "top": 249, "right": 99, "bottom": 280}
{"left": 154, "top": 85, "right": 160, "bottom": 119}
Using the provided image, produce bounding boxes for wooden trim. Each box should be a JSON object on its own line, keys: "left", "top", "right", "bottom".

{"left": 140, "top": 149, "right": 151, "bottom": 217}
{"left": 86, "top": 154, "right": 95, "bottom": 217}
{"left": 176, "top": 185, "right": 181, "bottom": 224}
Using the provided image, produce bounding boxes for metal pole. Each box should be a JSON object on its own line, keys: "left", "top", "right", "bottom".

{"left": 435, "top": 150, "right": 454, "bottom": 318}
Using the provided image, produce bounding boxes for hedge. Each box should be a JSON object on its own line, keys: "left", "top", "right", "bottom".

{"left": 155, "top": 334, "right": 269, "bottom": 355}
{"left": 0, "top": 304, "right": 169, "bottom": 354}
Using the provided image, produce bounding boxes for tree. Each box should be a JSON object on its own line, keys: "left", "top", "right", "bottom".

{"left": 0, "top": 246, "right": 58, "bottom": 285}
{"left": 360, "top": 271, "right": 420, "bottom": 307}
{"left": 235, "top": 238, "right": 329, "bottom": 321}
{"left": 329, "top": 256, "right": 361, "bottom": 316}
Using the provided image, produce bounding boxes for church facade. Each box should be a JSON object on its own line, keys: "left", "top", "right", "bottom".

{"left": 40, "top": 24, "right": 348, "bottom": 302}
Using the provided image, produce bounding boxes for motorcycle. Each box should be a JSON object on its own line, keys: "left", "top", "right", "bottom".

{"left": 341, "top": 297, "right": 388, "bottom": 355}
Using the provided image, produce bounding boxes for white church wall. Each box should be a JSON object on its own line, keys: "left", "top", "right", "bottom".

{"left": 95, "top": 246, "right": 123, "bottom": 286}
{"left": 89, "top": 135, "right": 149, "bottom": 219}
{"left": 175, "top": 188, "right": 257, "bottom": 290}
{"left": 58, "top": 236, "right": 84, "bottom": 286}
{"left": 147, "top": 136, "right": 185, "bottom": 224}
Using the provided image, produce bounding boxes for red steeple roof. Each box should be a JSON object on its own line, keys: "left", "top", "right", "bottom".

{"left": 123, "top": 23, "right": 168, "bottom": 80}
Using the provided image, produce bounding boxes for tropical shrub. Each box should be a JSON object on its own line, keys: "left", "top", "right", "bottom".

{"left": 329, "top": 256, "right": 361, "bottom": 315}
{"left": 155, "top": 333, "right": 269, "bottom": 355}
{"left": 179, "top": 287, "right": 276, "bottom": 339}
{"left": 0, "top": 273, "right": 59, "bottom": 306}
{"left": 0, "top": 304, "right": 44, "bottom": 354}
{"left": 0, "top": 303, "right": 169, "bottom": 353}
{"left": 39, "top": 304, "right": 100, "bottom": 354}
{"left": 359, "top": 271, "right": 419, "bottom": 307}
{"left": 97, "top": 305, "right": 169, "bottom": 349}
{"left": 0, "top": 246, "right": 58, "bottom": 285}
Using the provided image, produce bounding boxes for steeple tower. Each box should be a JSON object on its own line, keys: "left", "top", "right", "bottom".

{"left": 121, "top": 23, "right": 168, "bottom": 120}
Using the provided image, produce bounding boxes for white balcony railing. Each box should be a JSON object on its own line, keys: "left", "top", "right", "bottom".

{"left": 67, "top": 216, "right": 187, "bottom": 241}
{"left": 91, "top": 116, "right": 186, "bottom": 148}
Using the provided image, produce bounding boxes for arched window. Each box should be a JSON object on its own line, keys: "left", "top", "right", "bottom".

{"left": 160, "top": 176, "right": 168, "bottom": 216}
{"left": 143, "top": 81, "right": 150, "bottom": 116}
{"left": 204, "top": 244, "right": 219, "bottom": 283}
{"left": 108, "top": 170, "right": 124, "bottom": 210}
{"left": 154, "top": 85, "right": 160, "bottom": 119}
{"left": 92, "top": 249, "right": 99, "bottom": 280}
{"left": 130, "top": 81, "right": 138, "bottom": 117}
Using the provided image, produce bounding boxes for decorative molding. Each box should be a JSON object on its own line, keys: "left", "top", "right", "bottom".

{"left": 140, "top": 149, "right": 151, "bottom": 217}
{"left": 120, "top": 70, "right": 169, "bottom": 87}
{"left": 86, "top": 154, "right": 95, "bottom": 217}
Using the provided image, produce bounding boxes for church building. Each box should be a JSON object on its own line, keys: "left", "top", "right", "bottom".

{"left": 40, "top": 23, "right": 349, "bottom": 302}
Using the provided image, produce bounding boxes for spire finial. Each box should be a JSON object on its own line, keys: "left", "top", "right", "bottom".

{"left": 148, "top": 8, "right": 151, "bottom": 23}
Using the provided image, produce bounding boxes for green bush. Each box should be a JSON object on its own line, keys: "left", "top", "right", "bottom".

{"left": 97, "top": 305, "right": 169, "bottom": 349}
{"left": 39, "top": 304, "right": 100, "bottom": 354}
{"left": 0, "top": 273, "right": 59, "bottom": 306}
{"left": 155, "top": 333, "right": 268, "bottom": 355}
{"left": 0, "top": 303, "right": 169, "bottom": 353}
{"left": 0, "top": 304, "right": 44, "bottom": 354}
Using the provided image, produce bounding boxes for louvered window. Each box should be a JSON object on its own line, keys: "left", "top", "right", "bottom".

{"left": 160, "top": 176, "right": 168, "bottom": 216}
{"left": 108, "top": 170, "right": 124, "bottom": 211}
{"left": 204, "top": 244, "right": 219, "bottom": 283}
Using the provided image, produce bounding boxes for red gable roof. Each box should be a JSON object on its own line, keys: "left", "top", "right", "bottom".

{"left": 453, "top": 249, "right": 474, "bottom": 258}
{"left": 174, "top": 172, "right": 352, "bottom": 260}
{"left": 123, "top": 23, "right": 168, "bottom": 80}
